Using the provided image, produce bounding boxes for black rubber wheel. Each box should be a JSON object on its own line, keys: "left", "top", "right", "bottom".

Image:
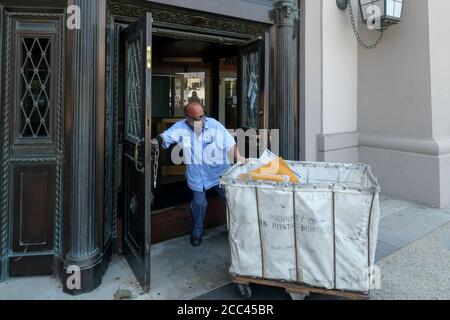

{"left": 236, "top": 284, "right": 252, "bottom": 299}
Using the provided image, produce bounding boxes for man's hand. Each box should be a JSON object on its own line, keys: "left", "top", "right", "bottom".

{"left": 234, "top": 145, "right": 246, "bottom": 166}
{"left": 151, "top": 135, "right": 164, "bottom": 146}
{"left": 236, "top": 155, "right": 246, "bottom": 165}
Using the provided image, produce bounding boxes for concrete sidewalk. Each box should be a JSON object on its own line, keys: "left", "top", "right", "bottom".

{"left": 0, "top": 195, "right": 449, "bottom": 300}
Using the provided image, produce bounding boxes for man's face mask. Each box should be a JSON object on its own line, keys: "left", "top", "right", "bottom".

{"left": 194, "top": 121, "right": 203, "bottom": 134}
{"left": 193, "top": 119, "right": 203, "bottom": 135}
{"left": 186, "top": 114, "right": 205, "bottom": 135}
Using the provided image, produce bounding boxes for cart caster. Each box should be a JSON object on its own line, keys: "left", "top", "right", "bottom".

{"left": 236, "top": 284, "right": 252, "bottom": 299}
{"left": 289, "top": 293, "right": 307, "bottom": 300}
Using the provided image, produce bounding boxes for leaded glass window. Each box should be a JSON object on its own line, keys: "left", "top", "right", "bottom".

{"left": 126, "top": 38, "right": 142, "bottom": 140}
{"left": 242, "top": 51, "right": 260, "bottom": 129}
{"left": 19, "top": 37, "right": 51, "bottom": 138}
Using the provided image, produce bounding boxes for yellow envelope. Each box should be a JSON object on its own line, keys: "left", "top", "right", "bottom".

{"left": 239, "top": 157, "right": 300, "bottom": 183}
{"left": 238, "top": 173, "right": 289, "bottom": 183}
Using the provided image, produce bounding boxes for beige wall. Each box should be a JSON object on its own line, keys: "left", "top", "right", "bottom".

{"left": 300, "top": 0, "right": 359, "bottom": 163}
{"left": 357, "top": 0, "right": 450, "bottom": 207}
{"left": 428, "top": 0, "right": 450, "bottom": 138}
{"left": 358, "top": 0, "right": 432, "bottom": 138}
{"left": 322, "top": 0, "right": 358, "bottom": 135}
{"left": 300, "top": 0, "right": 322, "bottom": 161}
{"left": 298, "top": 0, "right": 449, "bottom": 206}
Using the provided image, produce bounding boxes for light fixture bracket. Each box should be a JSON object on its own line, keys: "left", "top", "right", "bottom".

{"left": 336, "top": 0, "right": 349, "bottom": 10}
{"left": 336, "top": 0, "right": 384, "bottom": 49}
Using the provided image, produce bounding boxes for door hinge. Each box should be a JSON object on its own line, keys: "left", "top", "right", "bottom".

{"left": 146, "top": 46, "right": 152, "bottom": 69}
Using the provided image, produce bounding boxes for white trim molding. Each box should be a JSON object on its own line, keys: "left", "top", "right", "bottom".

{"left": 360, "top": 132, "right": 450, "bottom": 157}
{"left": 318, "top": 131, "right": 359, "bottom": 152}
{"left": 317, "top": 131, "right": 359, "bottom": 163}
{"left": 359, "top": 132, "right": 450, "bottom": 208}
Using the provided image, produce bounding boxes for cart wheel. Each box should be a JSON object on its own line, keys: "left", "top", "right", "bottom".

{"left": 236, "top": 284, "right": 252, "bottom": 299}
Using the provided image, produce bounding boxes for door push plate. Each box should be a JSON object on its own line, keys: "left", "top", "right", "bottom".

{"left": 146, "top": 46, "right": 152, "bottom": 69}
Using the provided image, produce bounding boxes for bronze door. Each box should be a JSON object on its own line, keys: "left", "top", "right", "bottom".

{"left": 121, "top": 13, "right": 153, "bottom": 292}
{"left": 0, "top": 12, "right": 64, "bottom": 279}
{"left": 237, "top": 33, "right": 270, "bottom": 158}
{"left": 238, "top": 33, "right": 269, "bottom": 130}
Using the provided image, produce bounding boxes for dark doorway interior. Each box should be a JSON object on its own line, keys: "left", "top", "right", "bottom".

{"left": 116, "top": 33, "right": 240, "bottom": 246}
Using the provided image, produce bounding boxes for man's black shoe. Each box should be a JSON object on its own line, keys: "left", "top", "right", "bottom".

{"left": 190, "top": 236, "right": 202, "bottom": 247}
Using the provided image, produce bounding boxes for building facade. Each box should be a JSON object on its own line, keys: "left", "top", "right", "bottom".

{"left": 0, "top": 0, "right": 448, "bottom": 294}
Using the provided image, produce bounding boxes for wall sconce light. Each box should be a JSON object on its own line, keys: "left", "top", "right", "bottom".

{"left": 337, "top": 0, "right": 404, "bottom": 49}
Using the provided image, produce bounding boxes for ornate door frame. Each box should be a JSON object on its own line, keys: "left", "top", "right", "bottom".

{"left": 0, "top": 3, "right": 4, "bottom": 281}
{"left": 104, "top": 0, "right": 271, "bottom": 252}
{"left": 107, "top": 0, "right": 269, "bottom": 41}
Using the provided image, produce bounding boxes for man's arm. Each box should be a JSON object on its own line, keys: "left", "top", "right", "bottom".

{"left": 223, "top": 129, "right": 245, "bottom": 164}
{"left": 151, "top": 121, "right": 182, "bottom": 149}
{"left": 234, "top": 145, "right": 246, "bottom": 164}
{"left": 215, "top": 119, "right": 246, "bottom": 165}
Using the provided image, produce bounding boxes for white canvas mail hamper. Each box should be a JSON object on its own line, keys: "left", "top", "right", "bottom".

{"left": 220, "top": 161, "right": 381, "bottom": 294}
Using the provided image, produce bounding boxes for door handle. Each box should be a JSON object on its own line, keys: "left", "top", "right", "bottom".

{"left": 134, "top": 138, "right": 145, "bottom": 173}
{"left": 146, "top": 46, "right": 152, "bottom": 69}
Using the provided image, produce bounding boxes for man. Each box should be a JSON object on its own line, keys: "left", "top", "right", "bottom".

{"left": 152, "top": 101, "right": 244, "bottom": 247}
{"left": 188, "top": 90, "right": 201, "bottom": 104}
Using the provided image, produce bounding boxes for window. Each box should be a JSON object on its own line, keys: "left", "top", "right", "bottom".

{"left": 19, "top": 37, "right": 52, "bottom": 138}
{"left": 126, "top": 37, "right": 142, "bottom": 140}
{"left": 242, "top": 50, "right": 260, "bottom": 129}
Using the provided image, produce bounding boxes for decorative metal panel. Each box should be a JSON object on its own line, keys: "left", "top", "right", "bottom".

{"left": 0, "top": 6, "right": 10, "bottom": 281}
{"left": 19, "top": 37, "right": 52, "bottom": 138}
{"left": 111, "top": 23, "right": 126, "bottom": 244}
{"left": 105, "top": 19, "right": 127, "bottom": 251}
{"left": 104, "top": 9, "right": 113, "bottom": 246}
{"left": 1, "top": 12, "right": 64, "bottom": 282}
{"left": 107, "top": 0, "right": 268, "bottom": 37}
{"left": 242, "top": 50, "right": 260, "bottom": 129}
{"left": 126, "top": 37, "right": 142, "bottom": 140}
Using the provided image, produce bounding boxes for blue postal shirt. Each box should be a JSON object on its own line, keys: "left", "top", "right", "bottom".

{"left": 159, "top": 117, "right": 236, "bottom": 192}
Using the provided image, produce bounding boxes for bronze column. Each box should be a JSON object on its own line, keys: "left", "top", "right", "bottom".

{"left": 62, "top": 0, "right": 106, "bottom": 295}
{"left": 274, "top": 0, "right": 299, "bottom": 160}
